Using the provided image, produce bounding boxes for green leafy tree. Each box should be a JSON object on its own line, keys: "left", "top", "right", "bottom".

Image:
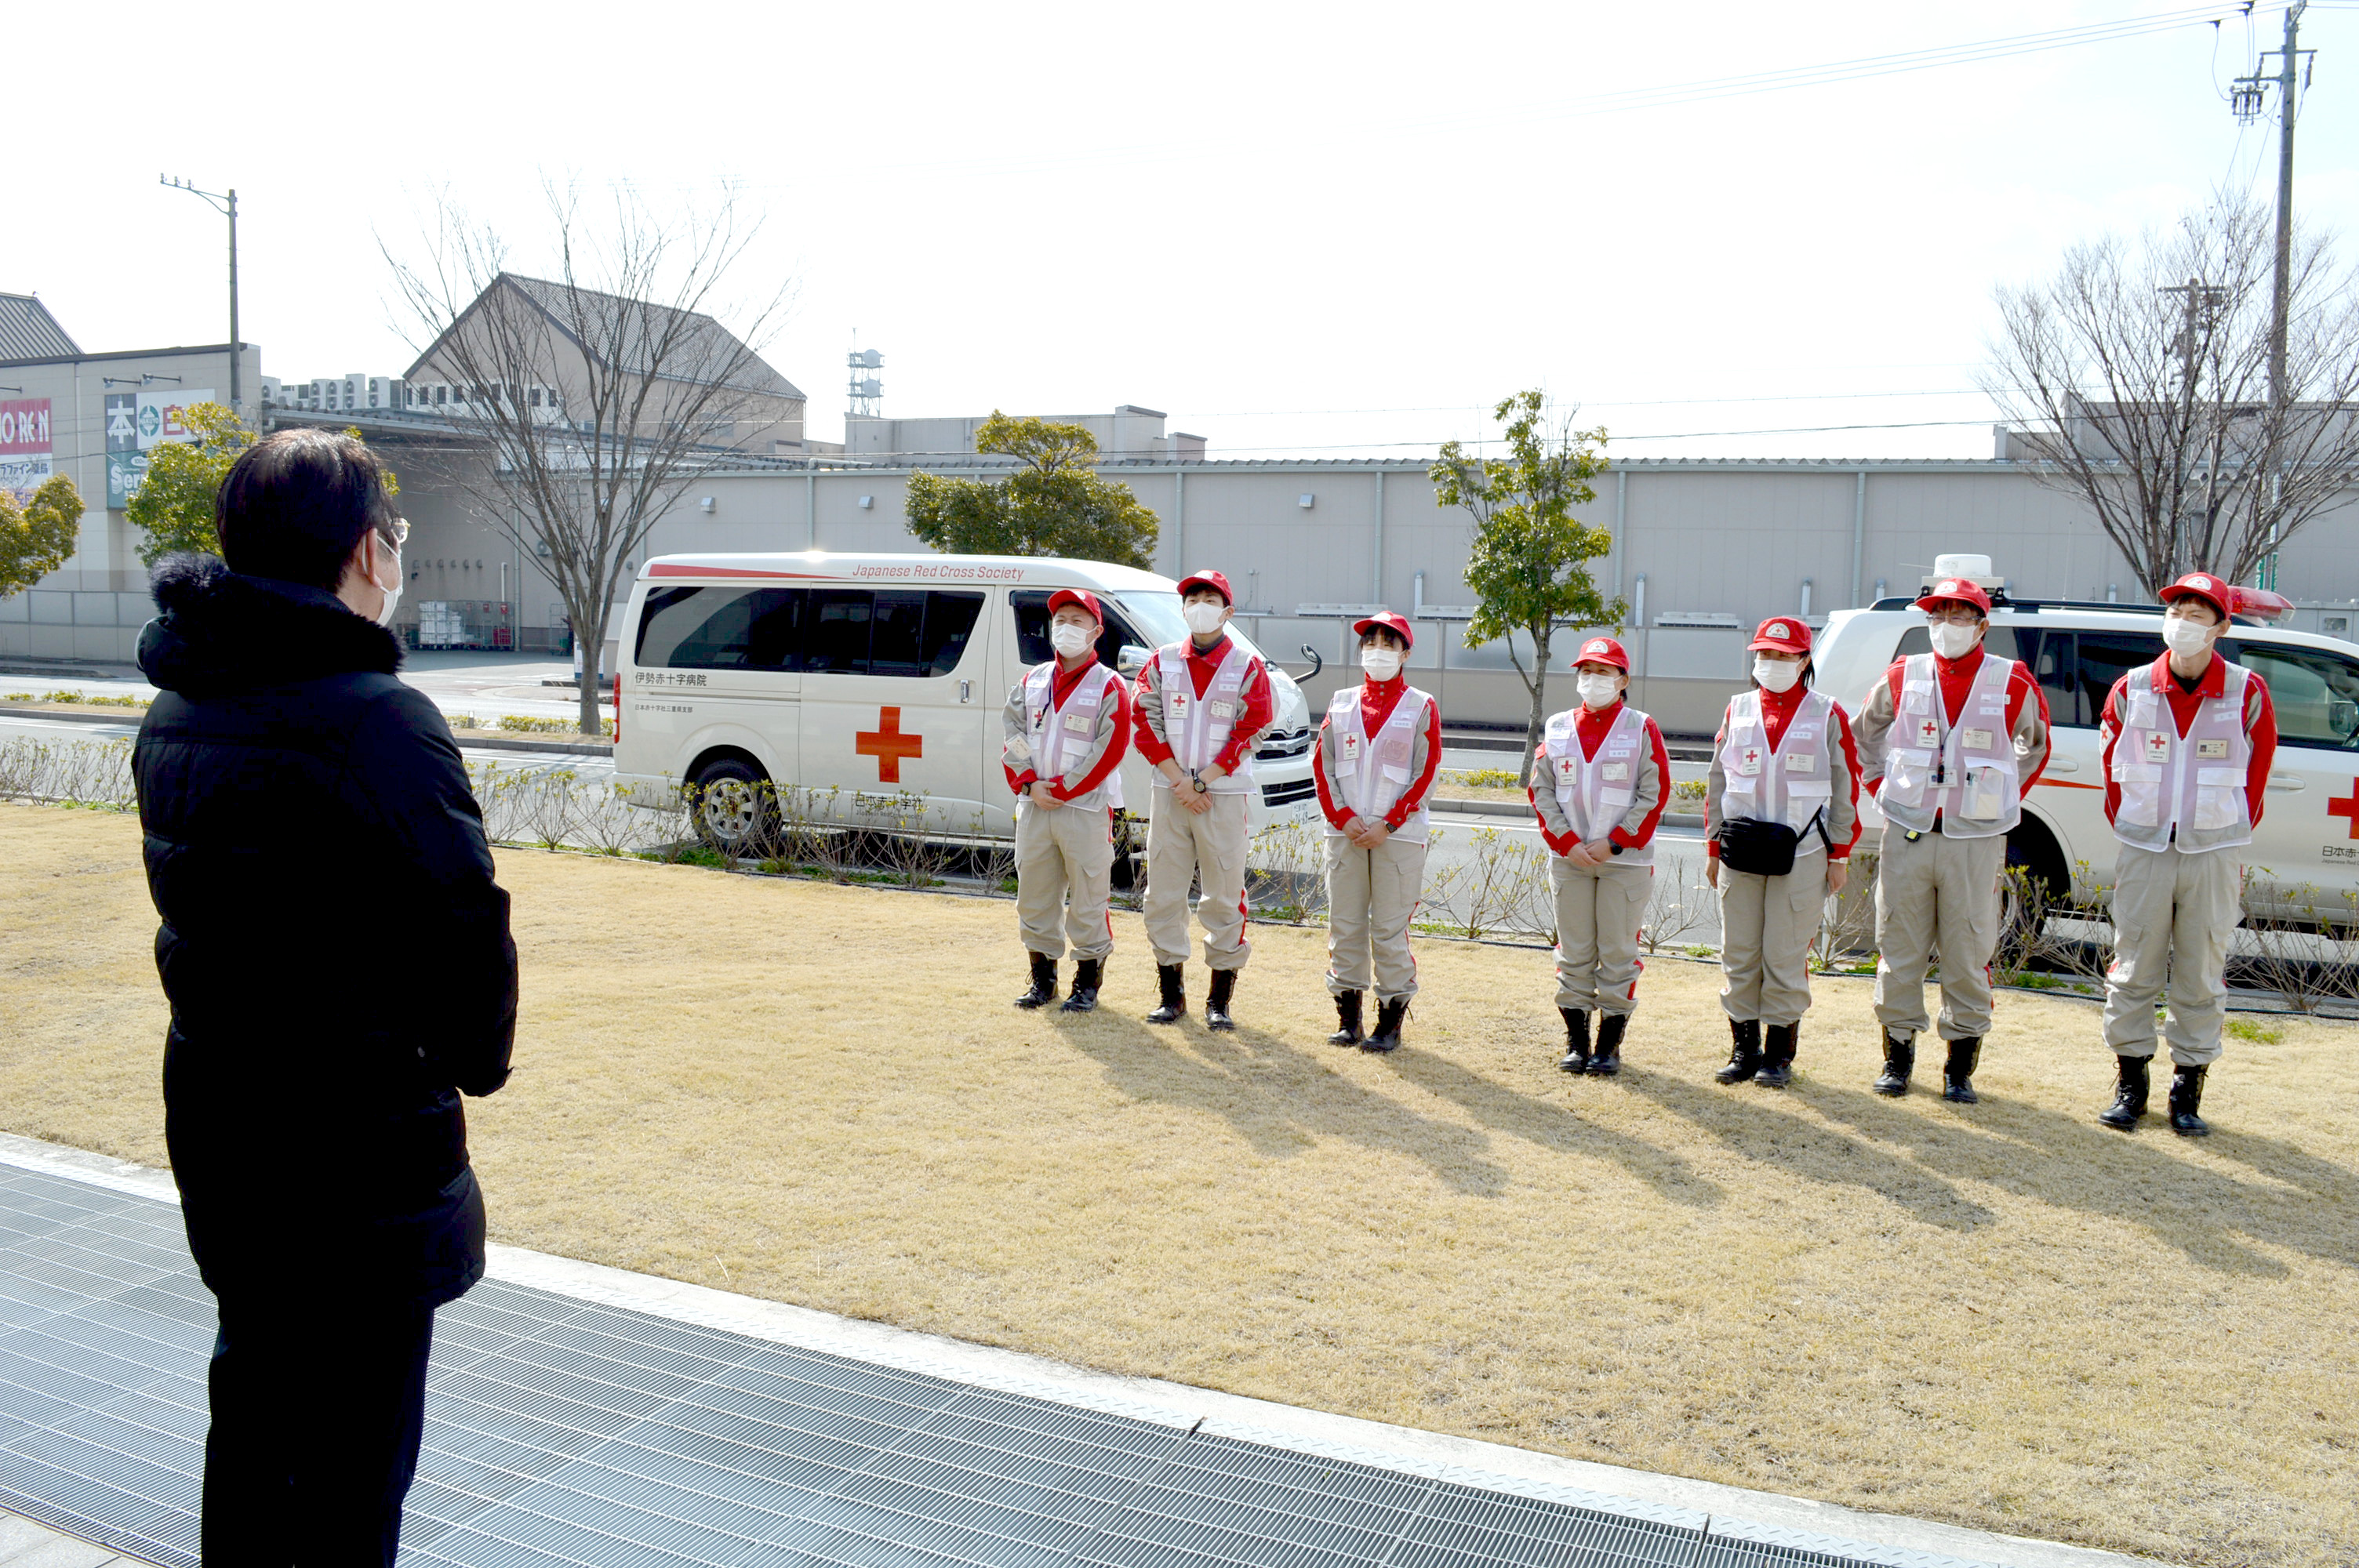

{"left": 125, "top": 402, "right": 256, "bottom": 564}
{"left": 1432, "top": 391, "right": 1621, "bottom": 789}
{"left": 0, "top": 475, "right": 88, "bottom": 598}
{"left": 126, "top": 405, "right": 396, "bottom": 567}
{"left": 906, "top": 412, "right": 1159, "bottom": 568}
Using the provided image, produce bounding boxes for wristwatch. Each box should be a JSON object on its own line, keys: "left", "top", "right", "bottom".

{"left": 1189, "top": 772, "right": 1209, "bottom": 794}
{"left": 1608, "top": 843, "right": 1625, "bottom": 857}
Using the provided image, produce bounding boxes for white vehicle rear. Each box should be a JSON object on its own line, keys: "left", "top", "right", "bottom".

{"left": 612, "top": 552, "right": 1321, "bottom": 850}
{"left": 1813, "top": 568, "right": 2359, "bottom": 919}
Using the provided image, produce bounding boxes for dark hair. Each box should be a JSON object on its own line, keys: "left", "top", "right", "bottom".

{"left": 216, "top": 429, "right": 398, "bottom": 590}
{"left": 1359, "top": 627, "right": 1407, "bottom": 652}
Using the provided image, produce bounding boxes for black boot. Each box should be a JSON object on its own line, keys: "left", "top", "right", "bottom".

{"left": 2097, "top": 1054, "right": 2150, "bottom": 1130}
{"left": 1144, "top": 964, "right": 1186, "bottom": 1025}
{"left": 1872, "top": 1031, "right": 1914, "bottom": 1097}
{"left": 1943, "top": 1036, "right": 1983, "bottom": 1104}
{"left": 1363, "top": 996, "right": 1408, "bottom": 1052}
{"left": 1328, "top": 991, "right": 1365, "bottom": 1047}
{"left": 1558, "top": 1008, "right": 1591, "bottom": 1073}
{"left": 1587, "top": 1012, "right": 1627, "bottom": 1076}
{"left": 2168, "top": 1062, "right": 2211, "bottom": 1137}
{"left": 1060, "top": 957, "right": 1103, "bottom": 1013}
{"left": 1012, "top": 952, "right": 1058, "bottom": 1009}
{"left": 1205, "top": 968, "right": 1238, "bottom": 1032}
{"left": 1755, "top": 1022, "right": 1798, "bottom": 1088}
{"left": 1714, "top": 1019, "right": 1762, "bottom": 1084}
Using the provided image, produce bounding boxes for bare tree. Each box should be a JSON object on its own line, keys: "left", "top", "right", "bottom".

{"left": 386, "top": 183, "right": 794, "bottom": 732}
{"left": 1983, "top": 199, "right": 2359, "bottom": 597}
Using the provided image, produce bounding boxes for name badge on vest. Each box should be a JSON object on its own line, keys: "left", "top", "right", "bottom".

{"left": 1062, "top": 710, "right": 1092, "bottom": 735}
{"left": 1168, "top": 691, "right": 1190, "bottom": 722}
{"left": 1211, "top": 699, "right": 1235, "bottom": 720}
{"left": 1555, "top": 754, "right": 1578, "bottom": 780}
{"left": 1603, "top": 761, "right": 1630, "bottom": 782}
{"left": 1963, "top": 728, "right": 1994, "bottom": 750}
{"left": 2143, "top": 731, "right": 2170, "bottom": 764}
{"left": 1735, "top": 745, "right": 1763, "bottom": 777}
{"left": 1914, "top": 717, "right": 1940, "bottom": 749}
{"left": 2196, "top": 739, "right": 2229, "bottom": 760}
{"left": 1786, "top": 750, "right": 1816, "bottom": 773}
{"left": 1342, "top": 733, "right": 1363, "bottom": 764}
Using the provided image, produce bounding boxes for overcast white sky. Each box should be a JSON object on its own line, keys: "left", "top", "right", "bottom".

{"left": 13, "top": 2, "right": 2357, "bottom": 462}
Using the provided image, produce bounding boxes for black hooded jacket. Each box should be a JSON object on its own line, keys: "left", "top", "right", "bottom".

{"left": 134, "top": 555, "right": 516, "bottom": 1306}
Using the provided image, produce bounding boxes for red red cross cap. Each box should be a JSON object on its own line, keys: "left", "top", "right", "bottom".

{"left": 1913, "top": 578, "right": 1993, "bottom": 615}
{"left": 2160, "top": 572, "right": 2234, "bottom": 620}
{"left": 1747, "top": 617, "right": 1812, "bottom": 655}
{"left": 1046, "top": 587, "right": 1103, "bottom": 622}
{"left": 1351, "top": 610, "right": 1416, "bottom": 650}
{"left": 1571, "top": 636, "right": 1629, "bottom": 673}
{"left": 1176, "top": 569, "right": 1234, "bottom": 604}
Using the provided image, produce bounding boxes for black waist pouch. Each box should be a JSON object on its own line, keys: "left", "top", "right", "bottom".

{"left": 1717, "top": 807, "right": 1830, "bottom": 877}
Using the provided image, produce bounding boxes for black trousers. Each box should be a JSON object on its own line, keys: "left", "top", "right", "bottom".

{"left": 201, "top": 1293, "right": 438, "bottom": 1566}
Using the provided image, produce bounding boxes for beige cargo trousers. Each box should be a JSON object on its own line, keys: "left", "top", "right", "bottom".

{"left": 1014, "top": 799, "right": 1116, "bottom": 961}
{"left": 1144, "top": 788, "right": 1253, "bottom": 970}
{"left": 1717, "top": 850, "right": 1830, "bottom": 1026}
{"left": 2103, "top": 844, "right": 2241, "bottom": 1066}
{"left": 1549, "top": 858, "right": 1651, "bottom": 1014}
{"left": 1325, "top": 835, "right": 1427, "bottom": 1001}
{"left": 1873, "top": 827, "right": 2007, "bottom": 1043}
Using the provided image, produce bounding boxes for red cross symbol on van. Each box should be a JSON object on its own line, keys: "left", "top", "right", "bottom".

{"left": 2329, "top": 778, "right": 2359, "bottom": 840}
{"left": 856, "top": 707, "right": 924, "bottom": 783}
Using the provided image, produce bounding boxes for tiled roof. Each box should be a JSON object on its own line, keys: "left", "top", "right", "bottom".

{"left": 0, "top": 294, "right": 81, "bottom": 361}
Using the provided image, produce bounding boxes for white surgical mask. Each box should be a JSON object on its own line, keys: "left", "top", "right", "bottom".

{"left": 1050, "top": 622, "right": 1092, "bottom": 657}
{"left": 1183, "top": 601, "right": 1227, "bottom": 636}
{"left": 1928, "top": 621, "right": 1979, "bottom": 659}
{"left": 1576, "top": 673, "right": 1622, "bottom": 710}
{"left": 374, "top": 548, "right": 404, "bottom": 628}
{"left": 2163, "top": 614, "right": 2215, "bottom": 658}
{"left": 1753, "top": 656, "right": 1802, "bottom": 693}
{"left": 1361, "top": 648, "right": 1404, "bottom": 681}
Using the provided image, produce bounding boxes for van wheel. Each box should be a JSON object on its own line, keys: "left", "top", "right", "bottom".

{"left": 691, "top": 759, "right": 776, "bottom": 852}
{"left": 1110, "top": 816, "right": 1142, "bottom": 890}
{"left": 2000, "top": 820, "right": 2068, "bottom": 960}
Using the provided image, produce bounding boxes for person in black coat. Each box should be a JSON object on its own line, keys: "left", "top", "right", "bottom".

{"left": 132, "top": 428, "right": 516, "bottom": 1566}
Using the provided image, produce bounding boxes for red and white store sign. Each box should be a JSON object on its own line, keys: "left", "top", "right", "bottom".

{"left": 0, "top": 399, "right": 50, "bottom": 456}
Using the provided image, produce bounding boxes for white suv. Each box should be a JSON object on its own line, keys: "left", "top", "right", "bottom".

{"left": 1814, "top": 594, "right": 2359, "bottom": 918}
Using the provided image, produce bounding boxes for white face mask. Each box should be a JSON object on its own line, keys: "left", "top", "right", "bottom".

{"left": 1576, "top": 673, "right": 1623, "bottom": 710}
{"left": 1753, "top": 656, "right": 1802, "bottom": 693}
{"left": 1183, "top": 601, "right": 1227, "bottom": 636}
{"left": 373, "top": 546, "right": 404, "bottom": 628}
{"left": 1928, "top": 621, "right": 1979, "bottom": 660}
{"left": 2163, "top": 613, "right": 2216, "bottom": 658}
{"left": 1049, "top": 622, "right": 1093, "bottom": 657}
{"left": 1361, "top": 647, "right": 1404, "bottom": 681}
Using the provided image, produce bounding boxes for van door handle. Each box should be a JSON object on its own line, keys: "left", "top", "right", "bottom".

{"left": 2045, "top": 758, "right": 2078, "bottom": 773}
{"left": 958, "top": 680, "right": 972, "bottom": 704}
{"left": 2267, "top": 772, "right": 2303, "bottom": 792}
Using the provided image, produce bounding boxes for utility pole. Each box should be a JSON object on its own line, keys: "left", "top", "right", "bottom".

{"left": 2160, "top": 278, "right": 2230, "bottom": 578}
{"left": 2232, "top": 1, "right": 2314, "bottom": 591}
{"left": 159, "top": 176, "right": 240, "bottom": 413}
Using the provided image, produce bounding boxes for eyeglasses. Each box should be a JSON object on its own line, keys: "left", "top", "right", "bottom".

{"left": 379, "top": 517, "right": 410, "bottom": 550}
{"left": 1924, "top": 606, "right": 1982, "bottom": 626}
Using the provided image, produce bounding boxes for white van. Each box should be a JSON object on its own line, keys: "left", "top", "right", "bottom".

{"left": 612, "top": 551, "right": 1321, "bottom": 851}
{"left": 1813, "top": 570, "right": 2359, "bottom": 918}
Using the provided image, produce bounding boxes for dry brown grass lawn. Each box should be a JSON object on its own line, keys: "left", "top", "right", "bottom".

{"left": 5, "top": 800, "right": 2354, "bottom": 1567}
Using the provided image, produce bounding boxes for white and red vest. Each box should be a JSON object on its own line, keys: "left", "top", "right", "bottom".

{"left": 1543, "top": 702, "right": 1655, "bottom": 868}
{"left": 1719, "top": 689, "right": 1835, "bottom": 841}
{"left": 2110, "top": 660, "right": 2254, "bottom": 854}
{"left": 1023, "top": 660, "right": 1125, "bottom": 813}
{"left": 1327, "top": 684, "right": 1434, "bottom": 844}
{"left": 1879, "top": 653, "right": 2021, "bottom": 840}
{"left": 1151, "top": 641, "right": 1256, "bottom": 793}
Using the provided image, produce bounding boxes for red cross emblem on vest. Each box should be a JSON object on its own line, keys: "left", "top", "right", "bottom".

{"left": 2330, "top": 778, "right": 2359, "bottom": 840}
{"left": 856, "top": 707, "right": 924, "bottom": 783}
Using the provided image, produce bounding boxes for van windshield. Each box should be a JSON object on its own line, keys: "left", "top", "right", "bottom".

{"left": 1114, "top": 591, "right": 1267, "bottom": 662}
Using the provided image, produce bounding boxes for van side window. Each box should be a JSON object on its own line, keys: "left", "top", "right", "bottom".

{"left": 803, "top": 588, "right": 984, "bottom": 677}
{"left": 2073, "top": 631, "right": 2167, "bottom": 726}
{"left": 1012, "top": 590, "right": 1147, "bottom": 670}
{"left": 2221, "top": 642, "right": 2359, "bottom": 750}
{"left": 635, "top": 586, "right": 806, "bottom": 671}
{"left": 2033, "top": 631, "right": 2079, "bottom": 725}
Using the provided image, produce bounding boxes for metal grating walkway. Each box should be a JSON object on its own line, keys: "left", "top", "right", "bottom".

{"left": 0, "top": 1159, "right": 1897, "bottom": 1568}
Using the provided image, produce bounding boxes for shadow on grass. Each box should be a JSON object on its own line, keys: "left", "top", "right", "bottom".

{"left": 1788, "top": 1073, "right": 2359, "bottom": 1277}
